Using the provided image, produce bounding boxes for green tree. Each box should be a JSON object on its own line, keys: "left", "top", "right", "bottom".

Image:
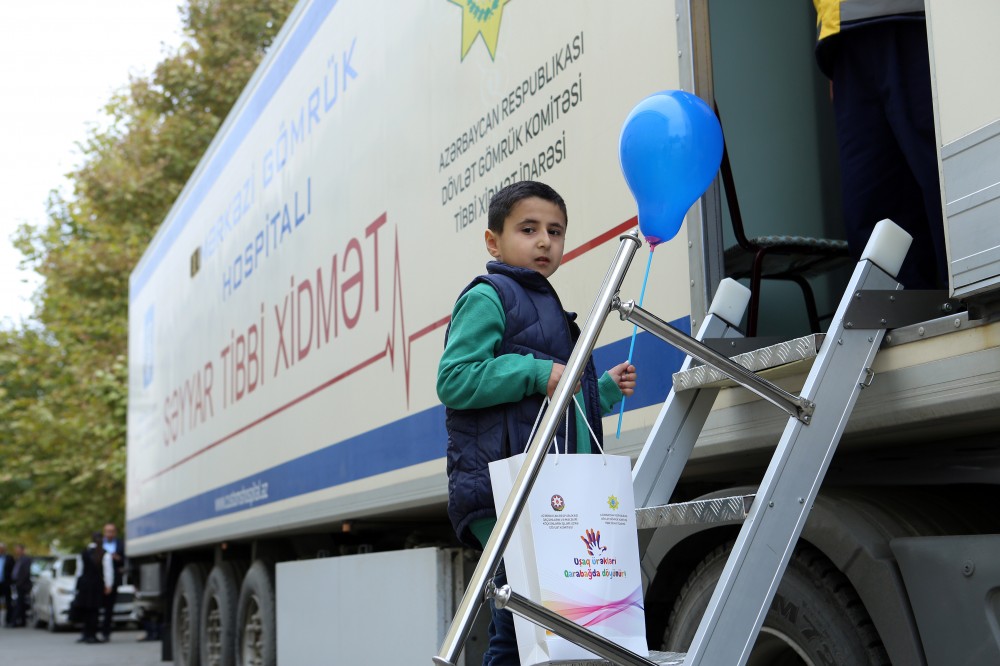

{"left": 1, "top": 0, "right": 296, "bottom": 551}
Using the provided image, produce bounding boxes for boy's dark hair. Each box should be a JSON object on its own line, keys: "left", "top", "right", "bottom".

{"left": 487, "top": 180, "right": 567, "bottom": 233}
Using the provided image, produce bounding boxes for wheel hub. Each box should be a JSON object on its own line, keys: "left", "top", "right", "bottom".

{"left": 177, "top": 596, "right": 192, "bottom": 658}
{"left": 205, "top": 598, "right": 222, "bottom": 666}
{"left": 242, "top": 595, "right": 264, "bottom": 666}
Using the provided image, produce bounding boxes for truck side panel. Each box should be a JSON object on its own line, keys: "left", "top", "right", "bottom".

{"left": 127, "top": 0, "right": 691, "bottom": 557}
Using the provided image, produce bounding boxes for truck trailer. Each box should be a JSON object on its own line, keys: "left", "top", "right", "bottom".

{"left": 126, "top": 1, "right": 1000, "bottom": 664}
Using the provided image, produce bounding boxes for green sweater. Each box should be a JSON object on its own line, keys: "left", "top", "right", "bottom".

{"left": 437, "top": 283, "right": 624, "bottom": 547}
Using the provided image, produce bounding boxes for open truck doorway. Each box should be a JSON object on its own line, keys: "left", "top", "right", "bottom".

{"left": 695, "top": 0, "right": 850, "bottom": 341}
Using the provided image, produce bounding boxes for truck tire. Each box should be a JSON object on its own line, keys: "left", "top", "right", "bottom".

{"left": 236, "top": 560, "right": 276, "bottom": 666}
{"left": 200, "top": 562, "right": 243, "bottom": 666}
{"left": 663, "top": 542, "right": 889, "bottom": 666}
{"left": 173, "top": 563, "right": 209, "bottom": 666}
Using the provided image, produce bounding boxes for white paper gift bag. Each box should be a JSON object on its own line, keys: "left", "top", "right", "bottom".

{"left": 489, "top": 419, "right": 647, "bottom": 663}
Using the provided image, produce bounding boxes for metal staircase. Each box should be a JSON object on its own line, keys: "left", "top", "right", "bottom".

{"left": 434, "top": 219, "right": 915, "bottom": 666}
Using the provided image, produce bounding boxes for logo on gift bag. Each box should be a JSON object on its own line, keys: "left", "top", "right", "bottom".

{"left": 550, "top": 494, "right": 565, "bottom": 511}
{"left": 607, "top": 494, "right": 620, "bottom": 510}
{"left": 580, "top": 528, "right": 608, "bottom": 556}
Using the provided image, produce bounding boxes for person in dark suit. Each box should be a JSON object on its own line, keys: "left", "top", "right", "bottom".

{"left": 10, "top": 544, "right": 32, "bottom": 627}
{"left": 76, "top": 533, "right": 112, "bottom": 644}
{"left": 99, "top": 523, "right": 126, "bottom": 641}
{"left": 0, "top": 543, "right": 14, "bottom": 626}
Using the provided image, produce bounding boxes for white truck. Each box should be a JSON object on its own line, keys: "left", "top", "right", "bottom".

{"left": 126, "top": 1, "right": 1000, "bottom": 665}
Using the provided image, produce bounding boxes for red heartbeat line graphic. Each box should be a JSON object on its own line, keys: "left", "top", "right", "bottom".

{"left": 143, "top": 216, "right": 638, "bottom": 483}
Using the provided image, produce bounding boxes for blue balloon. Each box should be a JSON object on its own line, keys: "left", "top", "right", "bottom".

{"left": 619, "top": 90, "right": 723, "bottom": 248}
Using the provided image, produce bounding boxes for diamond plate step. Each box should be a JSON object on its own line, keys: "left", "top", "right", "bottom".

{"left": 672, "top": 333, "right": 824, "bottom": 392}
{"left": 636, "top": 495, "right": 755, "bottom": 530}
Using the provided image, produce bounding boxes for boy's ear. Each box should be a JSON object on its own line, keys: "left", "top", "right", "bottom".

{"left": 485, "top": 229, "right": 501, "bottom": 258}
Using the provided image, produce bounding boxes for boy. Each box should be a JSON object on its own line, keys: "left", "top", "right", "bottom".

{"left": 437, "top": 180, "right": 636, "bottom": 664}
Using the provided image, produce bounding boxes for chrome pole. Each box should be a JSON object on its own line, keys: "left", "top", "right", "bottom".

{"left": 433, "top": 231, "right": 642, "bottom": 665}
{"left": 492, "top": 584, "right": 658, "bottom": 666}
{"left": 614, "top": 299, "right": 814, "bottom": 423}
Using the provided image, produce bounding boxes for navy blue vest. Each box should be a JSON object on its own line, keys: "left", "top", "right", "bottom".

{"left": 445, "top": 262, "right": 604, "bottom": 548}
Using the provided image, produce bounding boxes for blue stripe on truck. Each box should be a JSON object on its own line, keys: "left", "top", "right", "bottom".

{"left": 127, "top": 323, "right": 689, "bottom": 539}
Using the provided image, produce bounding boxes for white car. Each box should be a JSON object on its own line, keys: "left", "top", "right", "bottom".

{"left": 29, "top": 554, "right": 135, "bottom": 631}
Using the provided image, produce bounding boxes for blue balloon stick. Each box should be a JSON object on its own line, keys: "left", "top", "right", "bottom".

{"left": 616, "top": 247, "right": 654, "bottom": 439}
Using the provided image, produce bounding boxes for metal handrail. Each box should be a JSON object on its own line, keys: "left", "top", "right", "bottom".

{"left": 613, "top": 299, "right": 815, "bottom": 424}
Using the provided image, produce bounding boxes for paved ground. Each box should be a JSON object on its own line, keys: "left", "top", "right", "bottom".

{"left": 0, "top": 625, "right": 164, "bottom": 665}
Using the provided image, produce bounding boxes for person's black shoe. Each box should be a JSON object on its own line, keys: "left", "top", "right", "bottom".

{"left": 85, "top": 636, "right": 104, "bottom": 644}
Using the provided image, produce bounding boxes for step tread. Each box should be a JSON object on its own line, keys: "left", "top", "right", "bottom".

{"left": 672, "top": 333, "right": 823, "bottom": 392}
{"left": 636, "top": 494, "right": 755, "bottom": 530}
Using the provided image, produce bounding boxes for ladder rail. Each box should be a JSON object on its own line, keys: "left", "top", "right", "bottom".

{"left": 433, "top": 231, "right": 642, "bottom": 666}
{"left": 616, "top": 300, "right": 814, "bottom": 423}
{"left": 684, "top": 259, "right": 900, "bottom": 665}
{"left": 631, "top": 296, "right": 747, "bottom": 510}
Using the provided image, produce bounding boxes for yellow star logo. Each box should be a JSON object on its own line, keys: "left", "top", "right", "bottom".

{"left": 448, "top": 0, "right": 511, "bottom": 61}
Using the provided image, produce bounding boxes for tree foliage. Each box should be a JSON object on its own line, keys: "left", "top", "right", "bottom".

{"left": 1, "top": 0, "right": 296, "bottom": 552}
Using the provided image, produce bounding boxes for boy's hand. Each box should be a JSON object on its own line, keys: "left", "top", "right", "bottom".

{"left": 609, "top": 362, "right": 637, "bottom": 397}
{"left": 547, "top": 363, "right": 581, "bottom": 397}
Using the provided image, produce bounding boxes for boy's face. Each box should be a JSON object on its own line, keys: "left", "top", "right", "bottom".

{"left": 485, "top": 197, "right": 566, "bottom": 278}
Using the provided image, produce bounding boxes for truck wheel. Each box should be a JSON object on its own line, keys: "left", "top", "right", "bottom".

{"left": 173, "top": 563, "right": 208, "bottom": 666}
{"left": 200, "top": 562, "right": 242, "bottom": 666}
{"left": 236, "top": 561, "right": 276, "bottom": 666}
{"left": 663, "top": 542, "right": 889, "bottom": 666}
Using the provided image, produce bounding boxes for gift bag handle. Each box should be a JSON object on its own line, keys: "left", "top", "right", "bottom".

{"left": 525, "top": 397, "right": 571, "bottom": 461}
{"left": 572, "top": 394, "right": 607, "bottom": 460}
{"left": 527, "top": 394, "right": 607, "bottom": 462}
